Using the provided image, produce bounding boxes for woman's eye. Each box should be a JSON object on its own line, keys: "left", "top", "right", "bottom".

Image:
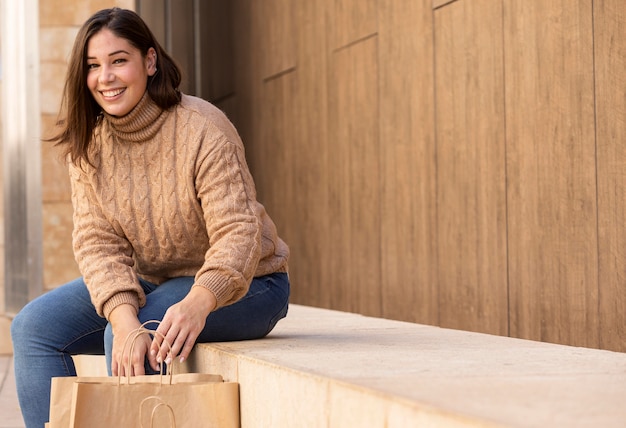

{"left": 113, "top": 58, "right": 126, "bottom": 64}
{"left": 87, "top": 63, "right": 99, "bottom": 70}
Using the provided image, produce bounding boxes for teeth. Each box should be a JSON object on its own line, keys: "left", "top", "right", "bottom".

{"left": 102, "top": 88, "right": 124, "bottom": 97}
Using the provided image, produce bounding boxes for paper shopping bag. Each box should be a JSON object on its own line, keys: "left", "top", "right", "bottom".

{"left": 69, "top": 377, "right": 239, "bottom": 428}
{"left": 48, "top": 373, "right": 225, "bottom": 428}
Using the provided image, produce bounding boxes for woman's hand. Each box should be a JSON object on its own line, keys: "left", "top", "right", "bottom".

{"left": 151, "top": 286, "right": 217, "bottom": 365}
{"left": 109, "top": 304, "right": 157, "bottom": 376}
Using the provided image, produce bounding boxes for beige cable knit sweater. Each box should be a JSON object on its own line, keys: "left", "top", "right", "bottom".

{"left": 69, "top": 93, "right": 289, "bottom": 319}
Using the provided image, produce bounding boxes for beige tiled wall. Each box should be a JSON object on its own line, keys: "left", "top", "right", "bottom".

{"left": 39, "top": 0, "right": 135, "bottom": 290}
{"left": 0, "top": 0, "right": 135, "bottom": 354}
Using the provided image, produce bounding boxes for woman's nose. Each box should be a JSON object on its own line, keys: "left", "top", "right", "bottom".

{"left": 98, "top": 66, "right": 114, "bottom": 83}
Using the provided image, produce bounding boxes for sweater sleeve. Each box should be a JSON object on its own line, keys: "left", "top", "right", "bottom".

{"left": 192, "top": 134, "right": 262, "bottom": 309}
{"left": 69, "top": 162, "right": 145, "bottom": 319}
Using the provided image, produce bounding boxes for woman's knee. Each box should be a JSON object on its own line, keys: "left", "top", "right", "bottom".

{"left": 10, "top": 309, "right": 26, "bottom": 346}
{"left": 10, "top": 300, "right": 45, "bottom": 349}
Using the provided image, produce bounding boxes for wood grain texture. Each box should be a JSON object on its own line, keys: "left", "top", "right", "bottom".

{"left": 504, "top": 0, "right": 599, "bottom": 347}
{"left": 433, "top": 0, "right": 458, "bottom": 10}
{"left": 331, "top": 0, "right": 378, "bottom": 50}
{"left": 251, "top": 0, "right": 296, "bottom": 80}
{"left": 434, "top": 0, "right": 508, "bottom": 335}
{"left": 197, "top": 0, "right": 234, "bottom": 101}
{"left": 168, "top": 0, "right": 195, "bottom": 94}
{"left": 140, "top": 0, "right": 626, "bottom": 351}
{"left": 257, "top": 73, "right": 298, "bottom": 267}
{"left": 594, "top": 0, "right": 626, "bottom": 352}
{"left": 227, "top": 0, "right": 256, "bottom": 159}
{"left": 378, "top": 0, "right": 437, "bottom": 325}
{"left": 136, "top": 0, "right": 166, "bottom": 56}
{"left": 328, "top": 37, "right": 381, "bottom": 316}
{"left": 285, "top": 1, "right": 332, "bottom": 308}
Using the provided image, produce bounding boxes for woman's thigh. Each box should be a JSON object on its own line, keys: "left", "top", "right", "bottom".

{"left": 196, "top": 272, "right": 290, "bottom": 342}
{"left": 11, "top": 277, "right": 107, "bottom": 357}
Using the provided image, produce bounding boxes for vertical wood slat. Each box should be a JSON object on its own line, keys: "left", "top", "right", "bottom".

{"left": 252, "top": 0, "right": 295, "bottom": 80}
{"left": 378, "top": 0, "right": 437, "bottom": 325}
{"left": 197, "top": 0, "right": 234, "bottom": 101}
{"left": 287, "top": 1, "right": 331, "bottom": 308}
{"left": 228, "top": 0, "right": 256, "bottom": 158}
{"left": 434, "top": 0, "right": 508, "bottom": 335}
{"left": 433, "top": 0, "right": 458, "bottom": 10}
{"left": 331, "top": 0, "right": 378, "bottom": 50}
{"left": 328, "top": 37, "right": 381, "bottom": 316}
{"left": 594, "top": 0, "right": 626, "bottom": 352}
{"left": 504, "top": 0, "right": 599, "bottom": 347}
{"left": 257, "top": 74, "right": 297, "bottom": 258}
{"left": 168, "top": 0, "right": 195, "bottom": 94}
{"left": 136, "top": 0, "right": 166, "bottom": 45}
{"left": 196, "top": 0, "right": 623, "bottom": 350}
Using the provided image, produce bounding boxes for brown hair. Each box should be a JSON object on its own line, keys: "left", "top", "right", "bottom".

{"left": 48, "top": 8, "right": 182, "bottom": 167}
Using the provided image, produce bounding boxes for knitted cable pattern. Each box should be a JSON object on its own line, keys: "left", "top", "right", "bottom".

{"left": 70, "top": 93, "right": 289, "bottom": 319}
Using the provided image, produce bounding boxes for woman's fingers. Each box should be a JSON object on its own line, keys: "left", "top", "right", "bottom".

{"left": 151, "top": 325, "right": 199, "bottom": 365}
{"left": 178, "top": 337, "right": 196, "bottom": 363}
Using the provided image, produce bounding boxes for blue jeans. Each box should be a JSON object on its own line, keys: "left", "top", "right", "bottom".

{"left": 11, "top": 273, "right": 289, "bottom": 428}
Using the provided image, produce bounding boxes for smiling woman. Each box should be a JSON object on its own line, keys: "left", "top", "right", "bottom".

{"left": 86, "top": 29, "right": 156, "bottom": 117}
{"left": 10, "top": 7, "right": 290, "bottom": 428}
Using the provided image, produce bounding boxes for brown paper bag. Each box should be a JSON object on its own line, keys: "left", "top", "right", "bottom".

{"left": 66, "top": 321, "right": 239, "bottom": 428}
{"left": 48, "top": 373, "right": 225, "bottom": 427}
{"left": 55, "top": 323, "right": 238, "bottom": 427}
{"left": 69, "top": 378, "right": 239, "bottom": 427}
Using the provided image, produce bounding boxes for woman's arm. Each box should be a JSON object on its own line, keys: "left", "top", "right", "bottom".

{"left": 70, "top": 162, "right": 148, "bottom": 375}
{"left": 70, "top": 162, "right": 145, "bottom": 319}
{"left": 152, "top": 131, "right": 262, "bottom": 363}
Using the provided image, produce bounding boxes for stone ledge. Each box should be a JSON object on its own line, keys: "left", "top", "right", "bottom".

{"left": 187, "top": 304, "right": 626, "bottom": 428}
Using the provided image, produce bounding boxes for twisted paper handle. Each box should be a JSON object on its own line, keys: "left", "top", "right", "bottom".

{"left": 118, "top": 320, "right": 175, "bottom": 385}
{"left": 140, "top": 396, "right": 177, "bottom": 428}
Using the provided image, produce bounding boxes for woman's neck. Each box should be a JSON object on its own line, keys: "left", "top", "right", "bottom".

{"left": 103, "top": 92, "right": 167, "bottom": 143}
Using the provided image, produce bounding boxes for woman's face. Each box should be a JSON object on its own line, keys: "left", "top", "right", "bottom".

{"left": 86, "top": 28, "right": 156, "bottom": 117}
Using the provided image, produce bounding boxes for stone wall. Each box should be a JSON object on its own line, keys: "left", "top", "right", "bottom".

{"left": 39, "top": 0, "right": 135, "bottom": 290}
{"left": 0, "top": 0, "right": 135, "bottom": 354}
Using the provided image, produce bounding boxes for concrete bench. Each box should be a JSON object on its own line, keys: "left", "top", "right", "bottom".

{"left": 74, "top": 304, "right": 626, "bottom": 427}
{"left": 185, "top": 304, "right": 626, "bottom": 427}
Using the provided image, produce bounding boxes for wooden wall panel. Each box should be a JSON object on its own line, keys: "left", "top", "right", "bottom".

{"left": 168, "top": 0, "right": 195, "bottom": 94}
{"left": 595, "top": 0, "right": 626, "bottom": 352}
{"left": 504, "top": 0, "right": 599, "bottom": 347}
{"left": 331, "top": 0, "right": 377, "bottom": 50}
{"left": 378, "top": 0, "right": 437, "bottom": 324}
{"left": 137, "top": 0, "right": 166, "bottom": 44}
{"left": 286, "top": 2, "right": 331, "bottom": 308}
{"left": 434, "top": 0, "right": 508, "bottom": 335}
{"left": 228, "top": 0, "right": 256, "bottom": 160}
{"left": 193, "top": 0, "right": 624, "bottom": 350}
{"left": 433, "top": 0, "right": 458, "bottom": 9}
{"left": 328, "top": 38, "right": 381, "bottom": 316}
{"left": 198, "top": 0, "right": 234, "bottom": 101}
{"left": 257, "top": 74, "right": 298, "bottom": 261}
{"left": 251, "top": 0, "right": 295, "bottom": 80}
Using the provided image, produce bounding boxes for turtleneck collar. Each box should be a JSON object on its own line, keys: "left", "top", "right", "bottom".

{"left": 102, "top": 92, "right": 167, "bottom": 143}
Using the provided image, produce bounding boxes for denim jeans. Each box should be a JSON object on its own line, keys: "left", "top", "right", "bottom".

{"left": 11, "top": 272, "right": 289, "bottom": 428}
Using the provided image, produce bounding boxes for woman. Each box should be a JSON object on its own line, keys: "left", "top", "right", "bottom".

{"left": 11, "top": 7, "right": 290, "bottom": 428}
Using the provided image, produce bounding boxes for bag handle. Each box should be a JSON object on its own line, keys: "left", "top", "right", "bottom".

{"left": 118, "top": 320, "right": 175, "bottom": 385}
{"left": 140, "top": 396, "right": 177, "bottom": 428}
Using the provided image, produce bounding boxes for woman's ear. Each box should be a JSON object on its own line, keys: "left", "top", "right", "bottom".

{"left": 147, "top": 48, "right": 157, "bottom": 76}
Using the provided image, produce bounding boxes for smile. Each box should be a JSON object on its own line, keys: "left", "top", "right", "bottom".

{"left": 100, "top": 88, "right": 125, "bottom": 98}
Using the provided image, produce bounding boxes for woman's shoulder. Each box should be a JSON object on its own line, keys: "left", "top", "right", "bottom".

{"left": 178, "top": 94, "right": 227, "bottom": 121}
{"left": 177, "top": 94, "right": 241, "bottom": 144}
